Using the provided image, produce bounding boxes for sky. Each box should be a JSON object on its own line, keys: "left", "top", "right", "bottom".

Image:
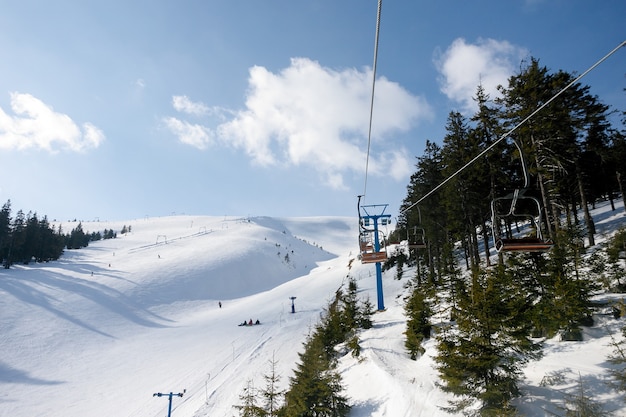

{"left": 0, "top": 0, "right": 624, "bottom": 222}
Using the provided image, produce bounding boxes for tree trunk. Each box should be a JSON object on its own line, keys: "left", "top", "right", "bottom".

{"left": 577, "top": 164, "right": 595, "bottom": 246}
{"left": 618, "top": 171, "right": 626, "bottom": 215}
{"left": 481, "top": 220, "right": 491, "bottom": 267}
{"left": 531, "top": 134, "right": 556, "bottom": 240}
{"left": 536, "top": 170, "right": 555, "bottom": 240}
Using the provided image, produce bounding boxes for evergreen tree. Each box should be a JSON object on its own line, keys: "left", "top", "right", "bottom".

{"left": 279, "top": 281, "right": 360, "bottom": 417}
{"left": 404, "top": 286, "right": 432, "bottom": 360}
{"left": 5, "top": 210, "right": 26, "bottom": 268}
{"left": 21, "top": 211, "right": 41, "bottom": 264}
{"left": 235, "top": 379, "right": 266, "bottom": 417}
{"left": 66, "top": 222, "right": 90, "bottom": 249}
{"left": 260, "top": 354, "right": 284, "bottom": 417}
{"left": 540, "top": 228, "right": 596, "bottom": 340}
{"left": 435, "top": 267, "right": 541, "bottom": 415}
{"left": 0, "top": 200, "right": 12, "bottom": 266}
{"left": 280, "top": 333, "right": 349, "bottom": 417}
{"left": 342, "top": 278, "right": 360, "bottom": 331}
{"left": 610, "top": 131, "right": 626, "bottom": 213}
{"left": 470, "top": 85, "right": 508, "bottom": 267}
{"left": 608, "top": 325, "right": 626, "bottom": 398}
{"left": 607, "top": 228, "right": 626, "bottom": 264}
{"left": 441, "top": 110, "right": 489, "bottom": 270}
{"left": 359, "top": 296, "right": 374, "bottom": 330}
{"left": 400, "top": 140, "right": 453, "bottom": 286}
{"left": 561, "top": 374, "right": 611, "bottom": 417}
{"left": 37, "top": 216, "right": 65, "bottom": 262}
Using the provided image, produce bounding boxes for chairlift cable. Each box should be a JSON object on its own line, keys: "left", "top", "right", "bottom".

{"left": 362, "top": 0, "right": 383, "bottom": 198}
{"left": 401, "top": 39, "right": 626, "bottom": 215}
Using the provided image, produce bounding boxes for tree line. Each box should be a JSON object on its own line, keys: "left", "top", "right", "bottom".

{"left": 0, "top": 200, "right": 123, "bottom": 269}
{"left": 392, "top": 57, "right": 626, "bottom": 415}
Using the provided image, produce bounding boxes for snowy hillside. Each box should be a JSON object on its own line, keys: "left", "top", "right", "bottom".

{"left": 1, "top": 204, "right": 626, "bottom": 417}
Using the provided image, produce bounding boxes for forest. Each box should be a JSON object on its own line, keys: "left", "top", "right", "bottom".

{"left": 0, "top": 200, "right": 123, "bottom": 269}
{"left": 387, "top": 58, "right": 626, "bottom": 415}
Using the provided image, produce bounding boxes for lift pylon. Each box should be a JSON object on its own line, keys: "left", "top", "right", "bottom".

{"left": 358, "top": 197, "right": 391, "bottom": 311}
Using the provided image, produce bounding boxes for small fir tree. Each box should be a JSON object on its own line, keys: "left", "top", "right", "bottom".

{"left": 261, "top": 354, "right": 284, "bottom": 417}
{"left": 404, "top": 288, "right": 432, "bottom": 360}
{"left": 235, "top": 379, "right": 266, "bottom": 417}
{"left": 561, "top": 374, "right": 612, "bottom": 417}
{"left": 608, "top": 325, "right": 626, "bottom": 398}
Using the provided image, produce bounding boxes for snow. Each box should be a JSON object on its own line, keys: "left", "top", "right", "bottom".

{"left": 1, "top": 202, "right": 626, "bottom": 417}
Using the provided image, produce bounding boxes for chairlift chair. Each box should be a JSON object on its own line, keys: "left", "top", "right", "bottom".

{"left": 357, "top": 196, "right": 389, "bottom": 264}
{"left": 359, "top": 227, "right": 388, "bottom": 264}
{"left": 491, "top": 139, "right": 553, "bottom": 253}
{"left": 406, "top": 206, "right": 427, "bottom": 249}
{"left": 408, "top": 226, "right": 427, "bottom": 249}
{"left": 491, "top": 190, "right": 553, "bottom": 252}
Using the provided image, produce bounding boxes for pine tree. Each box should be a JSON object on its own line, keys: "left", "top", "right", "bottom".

{"left": 260, "top": 354, "right": 284, "bottom": 417}
{"left": 359, "top": 296, "right": 374, "bottom": 330}
{"left": 561, "top": 374, "right": 611, "bottom": 417}
{"left": 435, "top": 267, "right": 541, "bottom": 415}
{"left": 441, "top": 110, "right": 489, "bottom": 271}
{"left": 404, "top": 286, "right": 432, "bottom": 360}
{"left": 281, "top": 333, "right": 349, "bottom": 417}
{"left": 607, "top": 325, "right": 626, "bottom": 398}
{"left": 0, "top": 200, "right": 12, "bottom": 267}
{"left": 235, "top": 379, "right": 266, "bottom": 417}
{"left": 5, "top": 209, "right": 26, "bottom": 268}
{"left": 341, "top": 278, "right": 360, "bottom": 331}
{"left": 540, "top": 228, "right": 596, "bottom": 340}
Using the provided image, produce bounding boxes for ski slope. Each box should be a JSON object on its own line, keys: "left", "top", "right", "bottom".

{"left": 1, "top": 202, "right": 625, "bottom": 416}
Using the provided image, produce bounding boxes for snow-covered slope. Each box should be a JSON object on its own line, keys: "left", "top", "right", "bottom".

{"left": 1, "top": 203, "right": 625, "bottom": 417}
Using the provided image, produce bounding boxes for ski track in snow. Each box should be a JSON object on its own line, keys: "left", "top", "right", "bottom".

{"left": 0, "top": 203, "right": 625, "bottom": 416}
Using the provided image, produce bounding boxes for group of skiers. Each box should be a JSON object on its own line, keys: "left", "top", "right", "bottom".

{"left": 239, "top": 319, "right": 261, "bottom": 326}
{"left": 219, "top": 301, "right": 261, "bottom": 326}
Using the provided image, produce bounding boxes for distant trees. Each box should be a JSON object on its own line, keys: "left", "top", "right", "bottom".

{"left": 0, "top": 199, "right": 122, "bottom": 268}
{"left": 0, "top": 201, "right": 65, "bottom": 268}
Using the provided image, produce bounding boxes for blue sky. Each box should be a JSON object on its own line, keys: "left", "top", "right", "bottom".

{"left": 0, "top": 1, "right": 624, "bottom": 221}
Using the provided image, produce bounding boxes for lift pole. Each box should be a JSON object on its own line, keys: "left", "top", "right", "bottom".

{"left": 153, "top": 390, "right": 185, "bottom": 417}
{"left": 360, "top": 203, "right": 391, "bottom": 311}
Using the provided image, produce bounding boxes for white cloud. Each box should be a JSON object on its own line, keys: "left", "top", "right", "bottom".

{"left": 163, "top": 117, "right": 213, "bottom": 150}
{"left": 0, "top": 92, "right": 105, "bottom": 152}
{"left": 435, "top": 38, "right": 528, "bottom": 113}
{"left": 166, "top": 58, "right": 431, "bottom": 188}
{"left": 172, "top": 95, "right": 211, "bottom": 116}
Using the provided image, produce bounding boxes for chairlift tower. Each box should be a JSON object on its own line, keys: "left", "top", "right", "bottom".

{"left": 359, "top": 203, "right": 391, "bottom": 311}
{"left": 153, "top": 390, "right": 185, "bottom": 417}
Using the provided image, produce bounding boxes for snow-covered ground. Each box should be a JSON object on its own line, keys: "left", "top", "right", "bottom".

{"left": 1, "top": 201, "right": 625, "bottom": 417}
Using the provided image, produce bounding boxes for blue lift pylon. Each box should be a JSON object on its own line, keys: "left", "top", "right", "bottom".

{"left": 358, "top": 200, "right": 391, "bottom": 311}
{"left": 153, "top": 390, "right": 185, "bottom": 417}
